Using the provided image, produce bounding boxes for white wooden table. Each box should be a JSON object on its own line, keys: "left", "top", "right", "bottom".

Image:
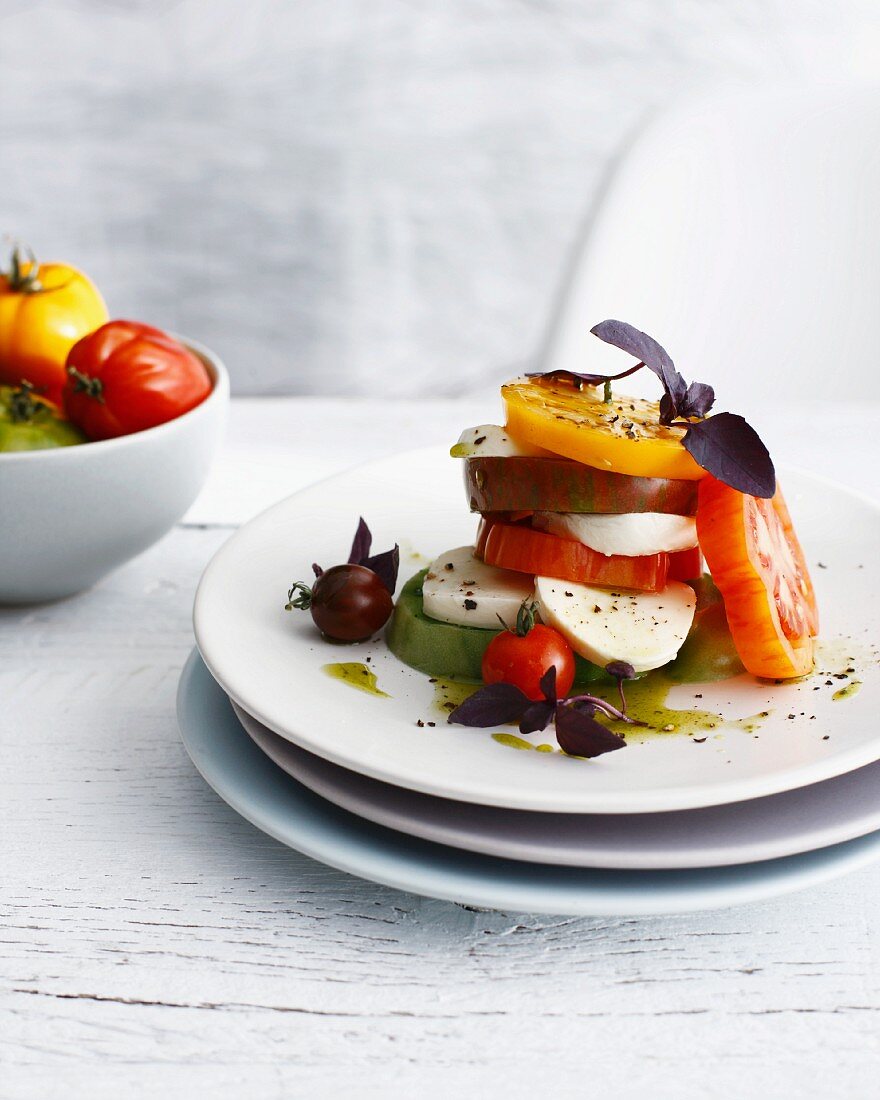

{"left": 4, "top": 398, "right": 880, "bottom": 1098}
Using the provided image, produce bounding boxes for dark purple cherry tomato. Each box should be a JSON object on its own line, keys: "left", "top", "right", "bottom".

{"left": 287, "top": 564, "right": 393, "bottom": 642}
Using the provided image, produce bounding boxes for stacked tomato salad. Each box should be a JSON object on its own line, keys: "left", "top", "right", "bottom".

{"left": 386, "top": 320, "right": 819, "bottom": 755}
{"left": 0, "top": 242, "right": 212, "bottom": 451}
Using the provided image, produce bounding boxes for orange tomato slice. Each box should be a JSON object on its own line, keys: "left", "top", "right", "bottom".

{"left": 502, "top": 378, "right": 706, "bottom": 481}
{"left": 696, "top": 477, "right": 817, "bottom": 679}
{"left": 481, "top": 522, "right": 670, "bottom": 592}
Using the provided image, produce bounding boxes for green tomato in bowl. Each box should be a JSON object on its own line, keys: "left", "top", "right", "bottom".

{"left": 0, "top": 383, "right": 86, "bottom": 452}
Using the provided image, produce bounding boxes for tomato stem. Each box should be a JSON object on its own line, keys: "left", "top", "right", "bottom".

{"left": 67, "top": 367, "right": 105, "bottom": 403}
{"left": 285, "top": 582, "right": 313, "bottom": 611}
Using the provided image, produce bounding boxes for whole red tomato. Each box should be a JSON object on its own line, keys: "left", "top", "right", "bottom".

{"left": 482, "top": 604, "right": 575, "bottom": 701}
{"left": 63, "top": 320, "right": 212, "bottom": 441}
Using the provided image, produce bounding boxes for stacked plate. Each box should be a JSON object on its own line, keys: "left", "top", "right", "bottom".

{"left": 180, "top": 448, "right": 880, "bottom": 916}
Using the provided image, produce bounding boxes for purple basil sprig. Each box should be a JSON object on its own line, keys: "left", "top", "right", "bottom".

{"left": 591, "top": 319, "right": 688, "bottom": 411}
{"left": 343, "top": 516, "right": 400, "bottom": 593}
{"left": 447, "top": 663, "right": 646, "bottom": 758}
{"left": 531, "top": 320, "right": 775, "bottom": 498}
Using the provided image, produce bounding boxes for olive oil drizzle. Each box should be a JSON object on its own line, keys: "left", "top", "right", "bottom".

{"left": 322, "top": 662, "right": 389, "bottom": 697}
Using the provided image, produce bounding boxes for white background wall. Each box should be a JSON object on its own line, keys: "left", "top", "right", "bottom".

{"left": 2, "top": 0, "right": 879, "bottom": 395}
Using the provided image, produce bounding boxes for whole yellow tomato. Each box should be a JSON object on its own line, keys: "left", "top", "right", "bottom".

{"left": 0, "top": 244, "right": 109, "bottom": 404}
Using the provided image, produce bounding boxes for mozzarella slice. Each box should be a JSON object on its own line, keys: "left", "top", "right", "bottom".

{"left": 422, "top": 546, "right": 534, "bottom": 629}
{"left": 535, "top": 576, "right": 696, "bottom": 673}
{"left": 536, "top": 511, "right": 697, "bottom": 557}
{"left": 450, "top": 424, "right": 551, "bottom": 459}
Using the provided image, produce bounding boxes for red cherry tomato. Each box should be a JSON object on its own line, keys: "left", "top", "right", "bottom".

{"left": 482, "top": 622, "right": 575, "bottom": 701}
{"left": 63, "top": 320, "right": 212, "bottom": 441}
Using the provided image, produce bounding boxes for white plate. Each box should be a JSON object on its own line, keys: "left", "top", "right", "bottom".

{"left": 236, "top": 699, "right": 880, "bottom": 869}
{"left": 179, "top": 651, "right": 880, "bottom": 916}
{"left": 194, "top": 447, "right": 880, "bottom": 814}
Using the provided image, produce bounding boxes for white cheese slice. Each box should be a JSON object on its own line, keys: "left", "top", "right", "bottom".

{"left": 535, "top": 576, "right": 696, "bottom": 673}
{"left": 536, "top": 511, "right": 698, "bottom": 557}
{"left": 450, "top": 424, "right": 551, "bottom": 458}
{"left": 422, "top": 546, "right": 534, "bottom": 629}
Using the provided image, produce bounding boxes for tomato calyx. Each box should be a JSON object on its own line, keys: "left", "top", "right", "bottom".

{"left": 285, "top": 581, "right": 315, "bottom": 612}
{"left": 7, "top": 381, "right": 45, "bottom": 424}
{"left": 67, "top": 366, "right": 105, "bottom": 403}
{"left": 4, "top": 243, "right": 45, "bottom": 295}
{"left": 496, "top": 597, "right": 539, "bottom": 638}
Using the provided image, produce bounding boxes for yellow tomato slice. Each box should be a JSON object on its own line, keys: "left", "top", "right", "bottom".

{"left": 502, "top": 378, "right": 706, "bottom": 481}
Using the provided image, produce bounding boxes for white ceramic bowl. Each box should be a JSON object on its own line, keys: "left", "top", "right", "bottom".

{"left": 0, "top": 336, "right": 229, "bottom": 604}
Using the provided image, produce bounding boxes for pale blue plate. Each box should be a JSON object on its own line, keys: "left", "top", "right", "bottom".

{"left": 178, "top": 650, "right": 880, "bottom": 916}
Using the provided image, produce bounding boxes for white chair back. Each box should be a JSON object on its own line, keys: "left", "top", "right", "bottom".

{"left": 540, "top": 87, "right": 880, "bottom": 421}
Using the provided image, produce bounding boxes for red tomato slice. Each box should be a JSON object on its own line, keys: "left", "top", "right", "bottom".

{"left": 668, "top": 546, "right": 704, "bottom": 582}
{"left": 481, "top": 522, "right": 669, "bottom": 592}
{"left": 696, "top": 477, "right": 817, "bottom": 679}
{"left": 475, "top": 513, "right": 532, "bottom": 559}
{"left": 475, "top": 516, "right": 493, "bottom": 559}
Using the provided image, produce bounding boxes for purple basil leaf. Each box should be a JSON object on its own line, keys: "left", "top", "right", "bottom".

{"left": 539, "top": 664, "right": 558, "bottom": 705}
{"left": 682, "top": 413, "right": 776, "bottom": 498}
{"left": 555, "top": 702, "right": 628, "bottom": 758}
{"left": 312, "top": 562, "right": 324, "bottom": 578}
{"left": 519, "top": 700, "right": 555, "bottom": 734}
{"left": 591, "top": 320, "right": 687, "bottom": 406}
{"left": 605, "top": 660, "right": 636, "bottom": 681}
{"left": 679, "top": 381, "right": 716, "bottom": 419}
{"left": 363, "top": 544, "right": 400, "bottom": 594}
{"left": 348, "top": 517, "right": 372, "bottom": 565}
{"left": 448, "top": 682, "right": 531, "bottom": 727}
{"left": 658, "top": 391, "right": 677, "bottom": 426}
{"left": 526, "top": 363, "right": 644, "bottom": 388}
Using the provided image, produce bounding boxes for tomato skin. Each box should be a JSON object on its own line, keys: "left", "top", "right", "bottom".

{"left": 482, "top": 624, "right": 575, "bottom": 701}
{"left": 309, "top": 564, "right": 393, "bottom": 642}
{"left": 465, "top": 455, "right": 700, "bottom": 515}
{"left": 696, "top": 477, "right": 816, "bottom": 679}
{"left": 63, "top": 321, "right": 212, "bottom": 441}
{"left": 482, "top": 522, "right": 669, "bottom": 592}
{"left": 0, "top": 257, "right": 109, "bottom": 404}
